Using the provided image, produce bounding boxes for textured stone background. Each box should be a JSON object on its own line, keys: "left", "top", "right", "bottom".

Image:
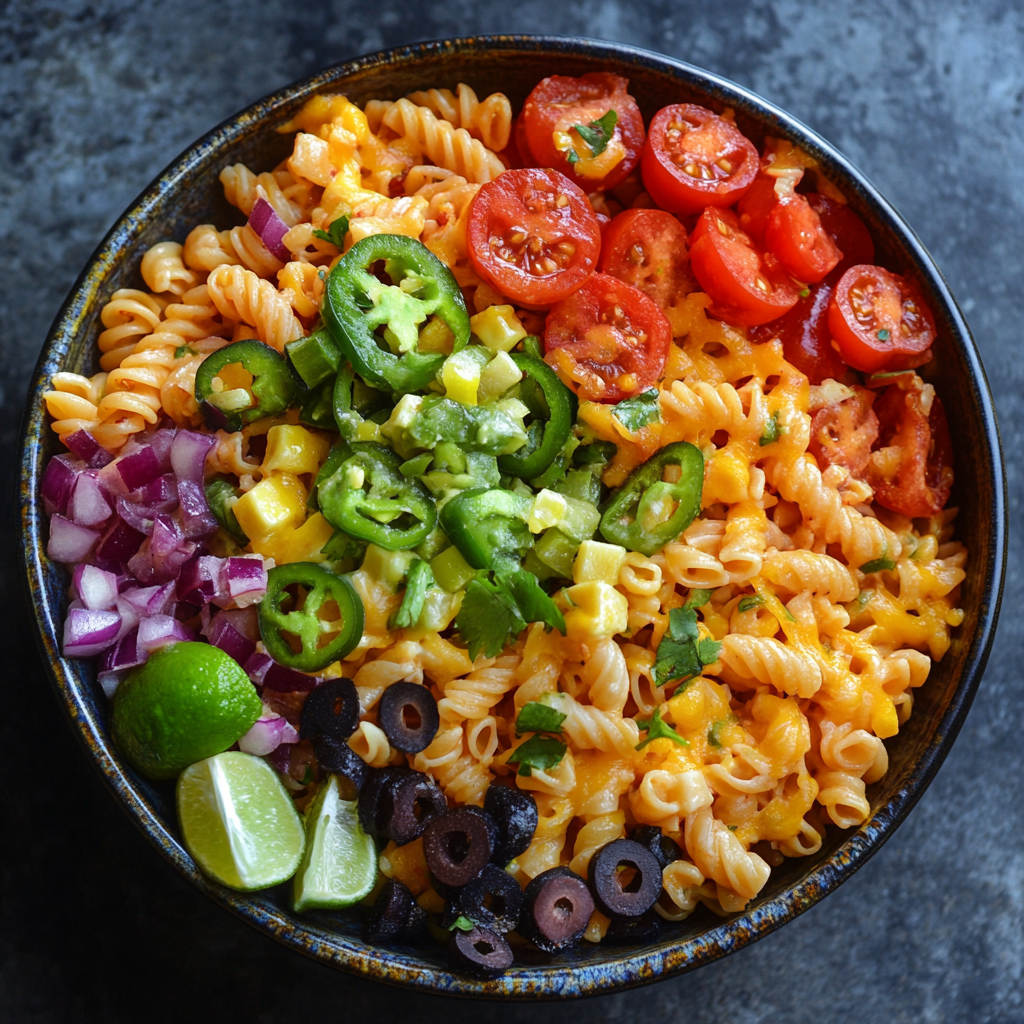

{"left": 1, "top": 1, "right": 1021, "bottom": 1021}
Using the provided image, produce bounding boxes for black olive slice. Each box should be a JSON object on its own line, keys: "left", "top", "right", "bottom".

{"left": 605, "top": 909, "right": 663, "bottom": 945}
{"left": 423, "top": 807, "right": 498, "bottom": 888}
{"left": 402, "top": 900, "right": 428, "bottom": 942}
{"left": 453, "top": 863, "right": 524, "bottom": 934}
{"left": 484, "top": 785, "right": 538, "bottom": 866}
{"left": 357, "top": 766, "right": 415, "bottom": 840}
{"left": 363, "top": 879, "right": 415, "bottom": 944}
{"left": 588, "top": 839, "right": 662, "bottom": 919}
{"left": 381, "top": 774, "right": 448, "bottom": 846}
{"left": 630, "top": 825, "right": 683, "bottom": 870}
{"left": 520, "top": 866, "right": 594, "bottom": 952}
{"left": 449, "top": 925, "right": 513, "bottom": 980}
{"left": 311, "top": 735, "right": 369, "bottom": 800}
{"left": 300, "top": 678, "right": 360, "bottom": 741}
{"left": 377, "top": 682, "right": 440, "bottom": 753}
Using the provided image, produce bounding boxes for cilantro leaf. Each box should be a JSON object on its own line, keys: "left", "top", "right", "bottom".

{"left": 566, "top": 148, "right": 579, "bottom": 165}
{"left": 668, "top": 606, "right": 700, "bottom": 642}
{"left": 707, "top": 719, "right": 726, "bottom": 747}
{"left": 448, "top": 915, "right": 475, "bottom": 932}
{"left": 697, "top": 637, "right": 722, "bottom": 666}
{"left": 860, "top": 556, "right": 896, "bottom": 574}
{"left": 508, "top": 734, "right": 566, "bottom": 777}
{"left": 573, "top": 109, "right": 618, "bottom": 158}
{"left": 504, "top": 570, "right": 566, "bottom": 636}
{"left": 174, "top": 344, "right": 195, "bottom": 359}
{"left": 612, "top": 388, "right": 661, "bottom": 434}
{"left": 652, "top": 607, "right": 717, "bottom": 686}
{"left": 759, "top": 410, "right": 781, "bottom": 447}
{"left": 737, "top": 594, "right": 763, "bottom": 613}
{"left": 313, "top": 215, "right": 350, "bottom": 248}
{"left": 389, "top": 558, "right": 434, "bottom": 630}
{"left": 515, "top": 700, "right": 567, "bottom": 737}
{"left": 684, "top": 588, "right": 713, "bottom": 610}
{"left": 455, "top": 575, "right": 527, "bottom": 661}
{"left": 635, "top": 706, "right": 689, "bottom": 751}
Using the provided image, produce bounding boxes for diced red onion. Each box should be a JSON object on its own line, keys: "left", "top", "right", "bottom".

{"left": 64, "top": 429, "right": 114, "bottom": 468}
{"left": 176, "top": 554, "right": 225, "bottom": 604}
{"left": 48, "top": 515, "right": 100, "bottom": 563}
{"left": 115, "top": 496, "right": 156, "bottom": 536}
{"left": 101, "top": 626, "right": 145, "bottom": 672}
{"left": 177, "top": 478, "right": 218, "bottom": 538}
{"left": 63, "top": 606, "right": 121, "bottom": 657}
{"left": 170, "top": 430, "right": 216, "bottom": 482}
{"left": 147, "top": 428, "right": 177, "bottom": 471}
{"left": 217, "top": 556, "right": 267, "bottom": 608}
{"left": 72, "top": 564, "right": 120, "bottom": 611}
{"left": 101, "top": 444, "right": 162, "bottom": 494}
{"left": 238, "top": 713, "right": 290, "bottom": 756}
{"left": 68, "top": 472, "right": 113, "bottom": 528}
{"left": 208, "top": 614, "right": 257, "bottom": 664}
{"left": 114, "top": 596, "right": 141, "bottom": 642}
{"left": 267, "top": 743, "right": 294, "bottom": 775}
{"left": 96, "top": 516, "right": 146, "bottom": 563}
{"left": 244, "top": 651, "right": 320, "bottom": 692}
{"left": 248, "top": 197, "right": 291, "bottom": 262}
{"left": 121, "top": 582, "right": 176, "bottom": 617}
{"left": 137, "top": 615, "right": 193, "bottom": 653}
{"left": 132, "top": 473, "right": 178, "bottom": 511}
{"left": 150, "top": 513, "right": 185, "bottom": 557}
{"left": 41, "top": 455, "right": 85, "bottom": 517}
{"left": 98, "top": 670, "right": 126, "bottom": 699}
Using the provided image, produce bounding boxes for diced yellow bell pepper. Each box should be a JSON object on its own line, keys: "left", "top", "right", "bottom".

{"left": 262, "top": 424, "right": 331, "bottom": 476}
{"left": 440, "top": 349, "right": 484, "bottom": 406}
{"left": 250, "top": 512, "right": 335, "bottom": 564}
{"left": 561, "top": 581, "right": 629, "bottom": 640}
{"left": 572, "top": 540, "right": 627, "bottom": 586}
{"left": 231, "top": 473, "right": 307, "bottom": 542}
{"left": 478, "top": 350, "right": 523, "bottom": 402}
{"left": 470, "top": 305, "right": 527, "bottom": 352}
{"left": 528, "top": 489, "right": 567, "bottom": 533}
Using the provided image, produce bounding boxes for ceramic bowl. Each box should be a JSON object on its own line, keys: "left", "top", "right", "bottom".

{"left": 18, "top": 35, "right": 1006, "bottom": 998}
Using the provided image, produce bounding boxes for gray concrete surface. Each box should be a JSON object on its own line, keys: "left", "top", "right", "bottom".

{"left": 1, "top": 1, "right": 1021, "bottom": 1021}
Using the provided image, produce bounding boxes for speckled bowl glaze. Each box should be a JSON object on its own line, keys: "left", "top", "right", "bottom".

{"left": 18, "top": 35, "right": 1006, "bottom": 998}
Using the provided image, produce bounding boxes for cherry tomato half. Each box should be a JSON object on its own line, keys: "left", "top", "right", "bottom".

{"left": 805, "top": 193, "right": 875, "bottom": 280}
{"left": 521, "top": 73, "right": 645, "bottom": 192}
{"left": 765, "top": 193, "right": 842, "bottom": 283}
{"left": 599, "top": 208, "right": 696, "bottom": 310}
{"left": 828, "top": 265, "right": 935, "bottom": 373}
{"left": 641, "top": 104, "right": 759, "bottom": 215}
{"left": 467, "top": 168, "right": 602, "bottom": 309}
{"left": 868, "top": 376, "right": 953, "bottom": 517}
{"left": 809, "top": 386, "right": 879, "bottom": 479}
{"left": 689, "top": 208, "right": 800, "bottom": 327}
{"left": 735, "top": 172, "right": 777, "bottom": 244}
{"left": 543, "top": 272, "right": 671, "bottom": 403}
{"left": 751, "top": 282, "right": 849, "bottom": 384}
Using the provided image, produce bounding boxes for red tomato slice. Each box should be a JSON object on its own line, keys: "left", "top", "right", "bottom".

{"left": 689, "top": 208, "right": 800, "bottom": 327}
{"left": 467, "top": 168, "right": 602, "bottom": 309}
{"left": 598, "top": 208, "right": 696, "bottom": 309}
{"left": 521, "top": 73, "right": 645, "bottom": 192}
{"left": 735, "top": 172, "right": 777, "bottom": 244}
{"left": 765, "top": 193, "right": 842, "bottom": 283}
{"left": 828, "top": 265, "right": 935, "bottom": 373}
{"left": 751, "top": 282, "right": 849, "bottom": 384}
{"left": 868, "top": 376, "right": 953, "bottom": 517}
{"left": 805, "top": 193, "right": 875, "bottom": 279}
{"left": 641, "top": 104, "right": 759, "bottom": 215}
{"left": 809, "top": 386, "right": 879, "bottom": 478}
{"left": 543, "top": 272, "right": 671, "bottom": 403}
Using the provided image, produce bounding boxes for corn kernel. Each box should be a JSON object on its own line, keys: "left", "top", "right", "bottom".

{"left": 250, "top": 511, "right": 335, "bottom": 564}
{"left": 478, "top": 350, "right": 523, "bottom": 402}
{"left": 528, "top": 489, "right": 567, "bottom": 533}
{"left": 573, "top": 539, "right": 627, "bottom": 585}
{"left": 232, "top": 473, "right": 307, "bottom": 542}
{"left": 440, "top": 349, "right": 485, "bottom": 406}
{"left": 470, "top": 304, "right": 527, "bottom": 352}
{"left": 262, "top": 424, "right": 331, "bottom": 476}
{"left": 562, "top": 581, "right": 629, "bottom": 640}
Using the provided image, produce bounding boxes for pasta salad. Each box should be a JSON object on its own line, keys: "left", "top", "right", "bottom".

{"left": 40, "top": 74, "right": 966, "bottom": 979}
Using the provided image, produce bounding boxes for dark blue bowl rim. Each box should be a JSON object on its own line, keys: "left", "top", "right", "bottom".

{"left": 17, "top": 34, "right": 1006, "bottom": 999}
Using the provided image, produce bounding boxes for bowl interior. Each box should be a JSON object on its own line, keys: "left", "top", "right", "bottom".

{"left": 19, "top": 36, "right": 1005, "bottom": 998}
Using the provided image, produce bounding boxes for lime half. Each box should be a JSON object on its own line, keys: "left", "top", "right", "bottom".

{"left": 177, "top": 752, "right": 305, "bottom": 890}
{"left": 293, "top": 774, "right": 377, "bottom": 912}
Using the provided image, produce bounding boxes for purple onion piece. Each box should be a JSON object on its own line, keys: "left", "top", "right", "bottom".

{"left": 132, "top": 473, "right": 178, "bottom": 511}
{"left": 262, "top": 661, "right": 321, "bottom": 693}
{"left": 176, "top": 553, "right": 225, "bottom": 604}
{"left": 101, "top": 626, "right": 144, "bottom": 673}
{"left": 177, "top": 478, "right": 218, "bottom": 538}
{"left": 147, "top": 428, "right": 177, "bottom": 471}
{"left": 149, "top": 513, "right": 184, "bottom": 557}
{"left": 170, "top": 430, "right": 217, "bottom": 482}
{"left": 238, "top": 715, "right": 287, "bottom": 757}
{"left": 64, "top": 429, "right": 113, "bottom": 468}
{"left": 121, "top": 582, "right": 176, "bottom": 617}
{"left": 41, "top": 455, "right": 85, "bottom": 517}
{"left": 72, "top": 563, "right": 120, "bottom": 611}
{"left": 248, "top": 197, "right": 291, "bottom": 262}
{"left": 208, "top": 615, "right": 257, "bottom": 665}
{"left": 63, "top": 606, "right": 121, "bottom": 657}
{"left": 137, "top": 614, "right": 194, "bottom": 653}
{"left": 106, "top": 444, "right": 162, "bottom": 493}
{"left": 68, "top": 472, "right": 113, "bottom": 528}
{"left": 115, "top": 496, "right": 157, "bottom": 536}
{"left": 47, "top": 515, "right": 100, "bottom": 563}
{"left": 96, "top": 516, "right": 146, "bottom": 563}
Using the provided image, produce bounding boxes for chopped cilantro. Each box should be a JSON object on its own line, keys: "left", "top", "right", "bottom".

{"left": 612, "top": 388, "right": 661, "bottom": 433}
{"left": 652, "top": 607, "right": 721, "bottom": 686}
{"left": 174, "top": 345, "right": 195, "bottom": 359}
{"left": 707, "top": 719, "right": 726, "bottom": 747}
{"left": 737, "top": 595, "right": 764, "bottom": 613}
{"left": 504, "top": 570, "right": 566, "bottom": 636}
{"left": 860, "top": 556, "right": 896, "bottom": 574}
{"left": 759, "top": 410, "right": 781, "bottom": 447}
{"left": 566, "top": 148, "right": 579, "bottom": 165}
{"left": 515, "top": 700, "right": 567, "bottom": 737}
{"left": 448, "top": 915, "right": 475, "bottom": 932}
{"left": 876, "top": 328, "right": 891, "bottom": 342}
{"left": 852, "top": 589, "right": 875, "bottom": 611}
{"left": 684, "top": 589, "right": 713, "bottom": 610}
{"left": 389, "top": 558, "right": 434, "bottom": 629}
{"left": 313, "top": 214, "right": 350, "bottom": 247}
{"left": 301, "top": 764, "right": 314, "bottom": 785}
{"left": 508, "top": 734, "right": 566, "bottom": 777}
{"left": 727, "top": 824, "right": 738, "bottom": 831}
{"left": 635, "top": 705, "right": 689, "bottom": 751}
{"left": 799, "top": 288, "right": 810, "bottom": 298}
{"left": 697, "top": 637, "right": 723, "bottom": 664}
{"left": 573, "top": 109, "right": 618, "bottom": 158}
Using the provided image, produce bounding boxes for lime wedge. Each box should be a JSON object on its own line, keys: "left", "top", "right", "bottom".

{"left": 293, "top": 774, "right": 377, "bottom": 912}
{"left": 177, "top": 752, "right": 305, "bottom": 890}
